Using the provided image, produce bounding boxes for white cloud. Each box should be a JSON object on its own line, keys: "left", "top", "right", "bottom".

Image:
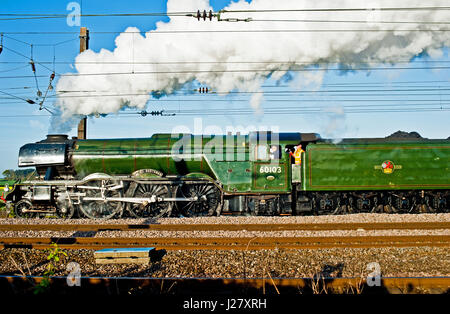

{"left": 53, "top": 0, "right": 450, "bottom": 129}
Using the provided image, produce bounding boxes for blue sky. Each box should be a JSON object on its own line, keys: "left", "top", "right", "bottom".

{"left": 0, "top": 0, "right": 449, "bottom": 173}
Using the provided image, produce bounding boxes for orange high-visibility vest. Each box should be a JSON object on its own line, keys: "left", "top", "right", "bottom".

{"left": 294, "top": 147, "right": 304, "bottom": 165}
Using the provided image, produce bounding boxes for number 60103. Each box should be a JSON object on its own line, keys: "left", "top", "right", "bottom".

{"left": 259, "top": 166, "right": 282, "bottom": 174}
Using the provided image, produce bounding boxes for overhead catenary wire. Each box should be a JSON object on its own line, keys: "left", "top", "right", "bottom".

{"left": 245, "top": 19, "right": 450, "bottom": 25}
{"left": 1, "top": 45, "right": 59, "bottom": 75}
{"left": 0, "top": 38, "right": 67, "bottom": 108}
{"left": 1, "top": 6, "right": 450, "bottom": 20}
{"left": 0, "top": 107, "right": 448, "bottom": 118}
{"left": 1, "top": 64, "right": 450, "bottom": 80}
{"left": 218, "top": 6, "right": 450, "bottom": 13}
{"left": 10, "top": 87, "right": 450, "bottom": 99}
{"left": 3, "top": 79, "right": 450, "bottom": 90}
{"left": 3, "top": 99, "right": 450, "bottom": 105}
{"left": 2, "top": 74, "right": 450, "bottom": 95}
{"left": 0, "top": 64, "right": 29, "bottom": 73}
{"left": 4, "top": 96, "right": 450, "bottom": 105}
{"left": 4, "top": 60, "right": 450, "bottom": 65}
{"left": 0, "top": 89, "right": 54, "bottom": 114}
{"left": 5, "top": 85, "right": 450, "bottom": 99}
{"left": 0, "top": 36, "right": 77, "bottom": 98}
{"left": 4, "top": 88, "right": 450, "bottom": 99}
{"left": 3, "top": 16, "right": 450, "bottom": 25}
{"left": 0, "top": 89, "right": 56, "bottom": 114}
{"left": 3, "top": 27, "right": 450, "bottom": 36}
{"left": 0, "top": 89, "right": 35, "bottom": 103}
{"left": 1, "top": 35, "right": 78, "bottom": 47}
{"left": 3, "top": 6, "right": 450, "bottom": 34}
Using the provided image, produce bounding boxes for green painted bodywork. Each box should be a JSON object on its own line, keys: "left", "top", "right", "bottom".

{"left": 71, "top": 133, "right": 299, "bottom": 194}
{"left": 303, "top": 140, "right": 450, "bottom": 191}
{"left": 72, "top": 135, "right": 215, "bottom": 179}
{"left": 70, "top": 133, "right": 449, "bottom": 194}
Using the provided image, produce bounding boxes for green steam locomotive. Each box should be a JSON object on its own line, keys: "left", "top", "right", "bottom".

{"left": 2, "top": 131, "right": 449, "bottom": 219}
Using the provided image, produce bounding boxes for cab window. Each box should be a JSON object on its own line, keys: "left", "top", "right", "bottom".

{"left": 269, "top": 145, "right": 281, "bottom": 160}
{"left": 255, "top": 144, "right": 268, "bottom": 160}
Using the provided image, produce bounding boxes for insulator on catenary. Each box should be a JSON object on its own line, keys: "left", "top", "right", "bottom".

{"left": 47, "top": 72, "right": 56, "bottom": 90}
{"left": 30, "top": 60, "right": 36, "bottom": 73}
{"left": 140, "top": 110, "right": 163, "bottom": 116}
{"left": 196, "top": 9, "right": 213, "bottom": 21}
{"left": 0, "top": 45, "right": 3, "bottom": 55}
{"left": 26, "top": 99, "right": 35, "bottom": 104}
{"left": 198, "top": 87, "right": 209, "bottom": 93}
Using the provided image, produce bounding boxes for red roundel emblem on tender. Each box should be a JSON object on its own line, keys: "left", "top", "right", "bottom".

{"left": 381, "top": 160, "right": 395, "bottom": 174}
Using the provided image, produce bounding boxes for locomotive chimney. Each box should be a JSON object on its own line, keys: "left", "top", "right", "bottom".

{"left": 44, "top": 134, "right": 69, "bottom": 143}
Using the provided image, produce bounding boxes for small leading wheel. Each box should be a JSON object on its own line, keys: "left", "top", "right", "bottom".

{"left": 127, "top": 183, "right": 173, "bottom": 218}
{"left": 56, "top": 191, "right": 76, "bottom": 219}
{"left": 176, "top": 183, "right": 222, "bottom": 217}
{"left": 78, "top": 179, "right": 124, "bottom": 219}
{"left": 14, "top": 200, "right": 36, "bottom": 218}
{"left": 56, "top": 204, "right": 75, "bottom": 219}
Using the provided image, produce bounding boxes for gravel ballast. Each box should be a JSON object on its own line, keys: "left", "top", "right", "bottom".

{"left": 0, "top": 213, "right": 448, "bottom": 279}
{"left": 0, "top": 229, "right": 449, "bottom": 238}
{"left": 0, "top": 213, "right": 449, "bottom": 225}
{"left": 0, "top": 247, "right": 448, "bottom": 279}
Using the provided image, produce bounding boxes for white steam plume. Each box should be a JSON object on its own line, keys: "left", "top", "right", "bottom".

{"left": 52, "top": 0, "right": 450, "bottom": 131}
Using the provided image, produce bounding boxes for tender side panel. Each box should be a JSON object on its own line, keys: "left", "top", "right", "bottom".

{"left": 304, "top": 141, "right": 450, "bottom": 191}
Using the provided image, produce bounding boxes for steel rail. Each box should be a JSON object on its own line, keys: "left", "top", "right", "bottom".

{"left": 1, "top": 235, "right": 449, "bottom": 250}
{"left": 0, "top": 221, "right": 448, "bottom": 232}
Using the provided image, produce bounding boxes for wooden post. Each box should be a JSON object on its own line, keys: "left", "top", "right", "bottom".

{"left": 77, "top": 27, "right": 89, "bottom": 139}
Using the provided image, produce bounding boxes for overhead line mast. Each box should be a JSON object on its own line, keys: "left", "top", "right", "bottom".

{"left": 77, "top": 27, "right": 89, "bottom": 140}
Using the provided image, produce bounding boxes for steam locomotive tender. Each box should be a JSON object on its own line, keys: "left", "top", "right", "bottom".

{"left": 3, "top": 132, "right": 449, "bottom": 218}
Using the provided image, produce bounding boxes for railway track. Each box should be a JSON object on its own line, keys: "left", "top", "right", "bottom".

{"left": 1, "top": 235, "right": 449, "bottom": 250}
{"left": 0, "top": 221, "right": 449, "bottom": 232}
{"left": 1, "top": 220, "right": 448, "bottom": 250}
